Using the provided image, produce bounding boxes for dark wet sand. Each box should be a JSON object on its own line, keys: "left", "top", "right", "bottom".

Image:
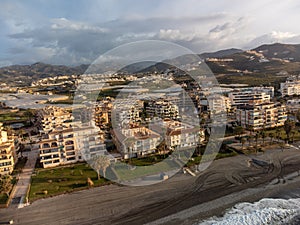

{"left": 2, "top": 147, "right": 300, "bottom": 225}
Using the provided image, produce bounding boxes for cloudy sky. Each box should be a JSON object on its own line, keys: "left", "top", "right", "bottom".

{"left": 1, "top": 0, "right": 300, "bottom": 66}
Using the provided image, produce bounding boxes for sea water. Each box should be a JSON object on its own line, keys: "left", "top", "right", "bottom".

{"left": 197, "top": 198, "right": 300, "bottom": 225}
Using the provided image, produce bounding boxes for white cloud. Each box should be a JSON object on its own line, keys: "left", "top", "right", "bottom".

{"left": 158, "top": 29, "right": 196, "bottom": 41}
{"left": 270, "top": 31, "right": 297, "bottom": 40}
{"left": 50, "top": 18, "right": 108, "bottom": 33}
{"left": 2, "top": 0, "right": 300, "bottom": 66}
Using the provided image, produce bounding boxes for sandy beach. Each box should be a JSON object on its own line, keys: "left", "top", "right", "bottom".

{"left": 2, "top": 145, "right": 300, "bottom": 225}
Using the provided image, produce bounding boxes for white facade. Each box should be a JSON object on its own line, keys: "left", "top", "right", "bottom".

{"left": 229, "top": 91, "right": 270, "bottom": 108}
{"left": 37, "top": 106, "right": 74, "bottom": 132}
{"left": 38, "top": 106, "right": 107, "bottom": 168}
{"left": 112, "top": 99, "right": 143, "bottom": 128}
{"left": 146, "top": 100, "right": 180, "bottom": 120}
{"left": 0, "top": 123, "right": 17, "bottom": 175}
{"left": 206, "top": 94, "right": 231, "bottom": 114}
{"left": 280, "top": 76, "right": 300, "bottom": 96}
{"left": 112, "top": 127, "right": 161, "bottom": 159}
{"left": 236, "top": 102, "right": 287, "bottom": 130}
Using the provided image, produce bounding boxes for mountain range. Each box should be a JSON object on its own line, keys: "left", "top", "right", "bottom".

{"left": 1, "top": 43, "right": 300, "bottom": 86}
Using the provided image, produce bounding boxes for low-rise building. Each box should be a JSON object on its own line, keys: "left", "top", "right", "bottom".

{"left": 236, "top": 102, "right": 287, "bottom": 130}
{"left": 0, "top": 123, "right": 17, "bottom": 175}
{"left": 152, "top": 119, "right": 204, "bottom": 150}
{"left": 163, "top": 120, "right": 204, "bottom": 150}
{"left": 112, "top": 127, "right": 161, "bottom": 159}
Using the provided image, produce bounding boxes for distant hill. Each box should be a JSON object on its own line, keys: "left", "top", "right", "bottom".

{"left": 200, "top": 48, "right": 243, "bottom": 59}
{"left": 2, "top": 43, "right": 300, "bottom": 87}
{"left": 0, "top": 62, "right": 88, "bottom": 86}
{"left": 253, "top": 43, "right": 300, "bottom": 61}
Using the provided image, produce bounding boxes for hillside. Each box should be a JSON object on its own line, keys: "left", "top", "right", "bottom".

{"left": 0, "top": 62, "right": 88, "bottom": 86}
{"left": 1, "top": 43, "right": 300, "bottom": 87}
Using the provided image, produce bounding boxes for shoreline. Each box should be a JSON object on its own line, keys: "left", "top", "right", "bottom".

{"left": 2, "top": 146, "right": 300, "bottom": 224}
{"left": 147, "top": 167, "right": 300, "bottom": 225}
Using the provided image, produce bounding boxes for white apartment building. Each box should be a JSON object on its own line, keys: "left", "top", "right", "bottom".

{"left": 161, "top": 120, "right": 204, "bottom": 150}
{"left": 37, "top": 106, "right": 73, "bottom": 132}
{"left": 112, "top": 127, "right": 161, "bottom": 159}
{"left": 236, "top": 102, "right": 287, "bottom": 130}
{"left": 280, "top": 76, "right": 300, "bottom": 96}
{"left": 229, "top": 91, "right": 271, "bottom": 108}
{"left": 38, "top": 106, "right": 107, "bottom": 168}
{"left": 146, "top": 100, "right": 180, "bottom": 120}
{"left": 205, "top": 94, "right": 231, "bottom": 114}
{"left": 111, "top": 99, "right": 143, "bottom": 128}
{"left": 39, "top": 125, "right": 107, "bottom": 168}
{"left": 0, "top": 123, "right": 17, "bottom": 175}
{"left": 237, "top": 86, "right": 274, "bottom": 98}
{"left": 94, "top": 98, "right": 113, "bottom": 128}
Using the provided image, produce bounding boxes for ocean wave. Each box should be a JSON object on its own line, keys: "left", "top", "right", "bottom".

{"left": 197, "top": 198, "right": 300, "bottom": 225}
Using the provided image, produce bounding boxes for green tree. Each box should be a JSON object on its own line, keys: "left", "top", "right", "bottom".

{"left": 0, "top": 175, "right": 13, "bottom": 197}
{"left": 90, "top": 155, "right": 111, "bottom": 180}
{"left": 234, "top": 126, "right": 244, "bottom": 140}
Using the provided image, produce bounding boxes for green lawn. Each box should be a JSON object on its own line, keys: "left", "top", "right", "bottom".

{"left": 113, "top": 159, "right": 179, "bottom": 181}
{"left": 186, "top": 151, "right": 238, "bottom": 167}
{"left": 29, "top": 163, "right": 111, "bottom": 202}
{"left": 264, "top": 126, "right": 300, "bottom": 142}
{"left": 0, "top": 109, "right": 33, "bottom": 123}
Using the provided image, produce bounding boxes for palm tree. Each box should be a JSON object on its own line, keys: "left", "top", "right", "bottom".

{"left": 241, "top": 137, "right": 246, "bottom": 150}
{"left": 291, "top": 130, "right": 297, "bottom": 143}
{"left": 247, "top": 136, "right": 253, "bottom": 146}
{"left": 90, "top": 155, "right": 111, "bottom": 180}
{"left": 269, "top": 133, "right": 274, "bottom": 144}
{"left": 284, "top": 119, "right": 295, "bottom": 143}
{"left": 254, "top": 132, "right": 260, "bottom": 151}
{"left": 275, "top": 128, "right": 281, "bottom": 143}
{"left": 296, "top": 109, "right": 300, "bottom": 123}
{"left": 279, "top": 142, "right": 285, "bottom": 152}
{"left": 260, "top": 131, "right": 266, "bottom": 145}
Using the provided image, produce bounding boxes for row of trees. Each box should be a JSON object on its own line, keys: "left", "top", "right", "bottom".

{"left": 238, "top": 118, "right": 298, "bottom": 151}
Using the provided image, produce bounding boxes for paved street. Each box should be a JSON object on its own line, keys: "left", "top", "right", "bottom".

{"left": 10, "top": 149, "right": 39, "bottom": 209}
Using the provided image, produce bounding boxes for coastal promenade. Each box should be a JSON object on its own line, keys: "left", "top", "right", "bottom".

{"left": 1, "top": 146, "right": 300, "bottom": 224}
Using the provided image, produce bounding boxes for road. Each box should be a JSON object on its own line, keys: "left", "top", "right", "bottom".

{"left": 9, "top": 149, "right": 39, "bottom": 209}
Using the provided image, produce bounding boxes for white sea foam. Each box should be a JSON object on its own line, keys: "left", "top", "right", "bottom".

{"left": 198, "top": 198, "right": 300, "bottom": 225}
